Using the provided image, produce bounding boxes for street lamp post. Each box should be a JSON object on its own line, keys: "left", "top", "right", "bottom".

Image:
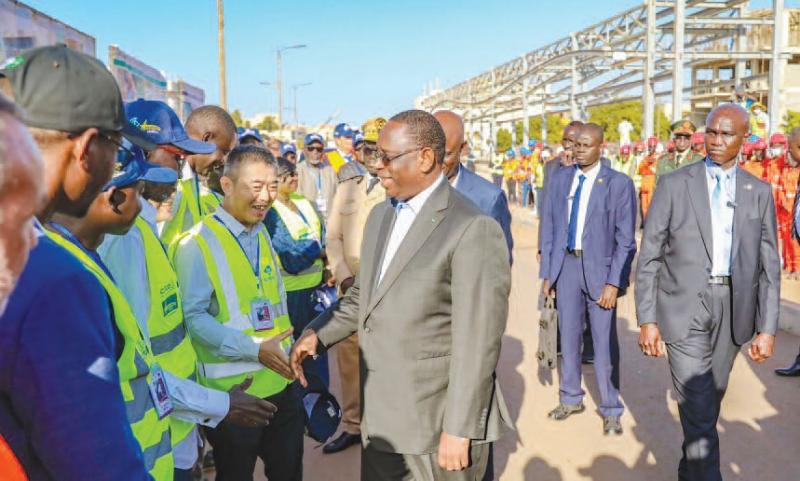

{"left": 292, "top": 82, "right": 312, "bottom": 127}
{"left": 276, "top": 44, "right": 306, "bottom": 128}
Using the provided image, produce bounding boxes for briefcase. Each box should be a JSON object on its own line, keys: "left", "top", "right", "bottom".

{"left": 536, "top": 296, "right": 558, "bottom": 369}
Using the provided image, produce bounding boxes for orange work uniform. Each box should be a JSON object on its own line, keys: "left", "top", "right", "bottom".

{"left": 638, "top": 155, "right": 658, "bottom": 220}
{"left": 780, "top": 164, "right": 800, "bottom": 271}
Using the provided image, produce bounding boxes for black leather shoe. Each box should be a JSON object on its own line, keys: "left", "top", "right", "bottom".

{"left": 323, "top": 432, "right": 360, "bottom": 454}
{"left": 775, "top": 358, "right": 800, "bottom": 377}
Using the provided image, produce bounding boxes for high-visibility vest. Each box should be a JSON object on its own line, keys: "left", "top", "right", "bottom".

{"left": 172, "top": 215, "right": 293, "bottom": 398}
{"left": 490, "top": 155, "right": 504, "bottom": 176}
{"left": 161, "top": 177, "right": 223, "bottom": 248}
{"left": 326, "top": 150, "right": 349, "bottom": 174}
{"left": 136, "top": 217, "right": 198, "bottom": 447}
{"left": 47, "top": 231, "right": 174, "bottom": 481}
{"left": 271, "top": 194, "right": 324, "bottom": 292}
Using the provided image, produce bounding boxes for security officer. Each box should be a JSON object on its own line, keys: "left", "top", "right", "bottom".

{"left": 47, "top": 150, "right": 177, "bottom": 480}
{"left": 655, "top": 120, "right": 704, "bottom": 182}
{"left": 161, "top": 106, "right": 238, "bottom": 247}
{"left": 173, "top": 146, "right": 304, "bottom": 481}
{"left": 101, "top": 100, "right": 277, "bottom": 481}
{"left": 326, "top": 123, "right": 355, "bottom": 173}
{"left": 323, "top": 116, "right": 387, "bottom": 454}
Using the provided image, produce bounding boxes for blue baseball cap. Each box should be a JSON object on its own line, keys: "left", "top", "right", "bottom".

{"left": 237, "top": 127, "right": 264, "bottom": 143}
{"left": 528, "top": 139, "right": 537, "bottom": 147}
{"left": 304, "top": 133, "right": 324, "bottom": 146}
{"left": 520, "top": 147, "right": 531, "bottom": 156}
{"left": 124, "top": 99, "right": 215, "bottom": 155}
{"left": 506, "top": 148, "right": 515, "bottom": 158}
{"left": 352, "top": 132, "right": 365, "bottom": 147}
{"left": 280, "top": 143, "right": 297, "bottom": 156}
{"left": 105, "top": 142, "right": 179, "bottom": 190}
{"left": 333, "top": 123, "right": 354, "bottom": 138}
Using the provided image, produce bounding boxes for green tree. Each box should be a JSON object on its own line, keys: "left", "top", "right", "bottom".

{"left": 496, "top": 128, "right": 512, "bottom": 152}
{"left": 255, "top": 115, "right": 279, "bottom": 132}
{"left": 528, "top": 114, "right": 570, "bottom": 145}
{"left": 587, "top": 100, "right": 670, "bottom": 143}
{"left": 230, "top": 109, "right": 244, "bottom": 128}
{"left": 514, "top": 121, "right": 525, "bottom": 145}
{"left": 783, "top": 111, "right": 800, "bottom": 132}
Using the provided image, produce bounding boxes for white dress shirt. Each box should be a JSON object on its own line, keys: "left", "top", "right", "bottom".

{"left": 705, "top": 159, "right": 736, "bottom": 276}
{"left": 378, "top": 175, "right": 445, "bottom": 283}
{"left": 566, "top": 162, "right": 602, "bottom": 250}
{"left": 98, "top": 197, "right": 229, "bottom": 469}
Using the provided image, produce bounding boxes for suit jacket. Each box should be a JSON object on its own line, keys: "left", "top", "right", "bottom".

{"left": 310, "top": 180, "right": 513, "bottom": 455}
{"left": 455, "top": 166, "right": 514, "bottom": 263}
{"left": 539, "top": 161, "right": 637, "bottom": 300}
{"left": 326, "top": 168, "right": 386, "bottom": 285}
{"left": 635, "top": 160, "right": 781, "bottom": 345}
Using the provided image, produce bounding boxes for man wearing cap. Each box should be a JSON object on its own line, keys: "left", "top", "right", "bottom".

{"left": 327, "top": 122, "right": 355, "bottom": 173}
{"left": 656, "top": 120, "right": 704, "bottom": 182}
{"left": 323, "top": 117, "right": 387, "bottom": 454}
{"left": 281, "top": 143, "right": 298, "bottom": 163}
{"left": 161, "top": 106, "right": 237, "bottom": 247}
{"left": 0, "top": 45, "right": 158, "bottom": 480}
{"left": 173, "top": 146, "right": 304, "bottom": 481}
{"left": 612, "top": 144, "right": 635, "bottom": 177}
{"left": 238, "top": 127, "right": 265, "bottom": 147}
{"left": 503, "top": 149, "right": 519, "bottom": 205}
{"left": 750, "top": 102, "right": 769, "bottom": 139}
{"left": 100, "top": 100, "right": 278, "bottom": 480}
{"left": 297, "top": 132, "right": 337, "bottom": 220}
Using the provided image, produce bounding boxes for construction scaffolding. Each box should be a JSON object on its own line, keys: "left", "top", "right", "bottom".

{"left": 415, "top": 0, "right": 798, "bottom": 150}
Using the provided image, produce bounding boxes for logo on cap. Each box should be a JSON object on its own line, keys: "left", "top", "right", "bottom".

{"left": 129, "top": 117, "right": 162, "bottom": 134}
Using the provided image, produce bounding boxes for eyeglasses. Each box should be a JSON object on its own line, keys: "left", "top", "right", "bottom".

{"left": 362, "top": 145, "right": 379, "bottom": 160}
{"left": 376, "top": 148, "right": 421, "bottom": 165}
{"left": 306, "top": 146, "right": 324, "bottom": 153}
{"left": 97, "top": 132, "right": 138, "bottom": 164}
{"left": 147, "top": 144, "right": 187, "bottom": 170}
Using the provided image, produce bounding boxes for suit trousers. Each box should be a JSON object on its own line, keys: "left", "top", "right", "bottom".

{"left": 204, "top": 387, "right": 304, "bottom": 481}
{"left": 335, "top": 333, "right": 362, "bottom": 434}
{"left": 555, "top": 254, "right": 623, "bottom": 417}
{"left": 665, "top": 284, "right": 740, "bottom": 481}
{"left": 362, "top": 442, "right": 490, "bottom": 481}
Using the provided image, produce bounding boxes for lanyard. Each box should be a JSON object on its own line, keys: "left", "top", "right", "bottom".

{"left": 48, "top": 222, "right": 116, "bottom": 281}
{"left": 315, "top": 168, "right": 322, "bottom": 191}
{"left": 213, "top": 215, "right": 262, "bottom": 291}
{"left": 193, "top": 175, "right": 203, "bottom": 217}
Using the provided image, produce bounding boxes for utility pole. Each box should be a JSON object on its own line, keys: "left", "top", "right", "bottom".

{"left": 672, "top": 0, "right": 685, "bottom": 122}
{"left": 276, "top": 44, "right": 306, "bottom": 128}
{"left": 217, "top": 0, "right": 227, "bottom": 110}
{"left": 292, "top": 82, "right": 312, "bottom": 126}
{"left": 642, "top": 0, "right": 656, "bottom": 138}
{"left": 768, "top": 0, "right": 786, "bottom": 136}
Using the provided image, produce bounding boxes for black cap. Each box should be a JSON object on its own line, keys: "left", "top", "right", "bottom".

{"left": 0, "top": 45, "right": 154, "bottom": 150}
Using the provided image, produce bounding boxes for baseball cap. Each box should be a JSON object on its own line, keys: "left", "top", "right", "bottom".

{"left": 505, "top": 148, "right": 515, "bottom": 158}
{"left": 280, "top": 143, "right": 297, "bottom": 156}
{"left": 352, "top": 132, "right": 365, "bottom": 147}
{"left": 125, "top": 99, "right": 215, "bottom": 154}
{"left": 105, "top": 142, "right": 179, "bottom": 190}
{"left": 237, "top": 127, "right": 264, "bottom": 143}
{"left": 304, "top": 133, "right": 324, "bottom": 146}
{"left": 528, "top": 139, "right": 537, "bottom": 147}
{"left": 0, "top": 45, "right": 154, "bottom": 151}
{"left": 333, "top": 123, "right": 354, "bottom": 138}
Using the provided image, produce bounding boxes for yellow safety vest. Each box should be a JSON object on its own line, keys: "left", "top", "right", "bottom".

{"left": 326, "top": 150, "right": 349, "bottom": 174}
{"left": 172, "top": 215, "right": 293, "bottom": 398}
{"left": 47, "top": 231, "right": 174, "bottom": 481}
{"left": 161, "top": 177, "right": 223, "bottom": 248}
{"left": 271, "top": 194, "right": 324, "bottom": 292}
{"left": 136, "top": 217, "right": 199, "bottom": 446}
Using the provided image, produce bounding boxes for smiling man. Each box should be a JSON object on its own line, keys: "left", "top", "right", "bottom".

{"left": 636, "top": 104, "right": 780, "bottom": 481}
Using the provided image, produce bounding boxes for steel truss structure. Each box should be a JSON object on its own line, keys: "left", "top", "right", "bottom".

{"left": 416, "top": 0, "right": 790, "bottom": 144}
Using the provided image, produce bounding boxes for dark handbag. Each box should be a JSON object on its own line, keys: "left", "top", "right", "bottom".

{"left": 536, "top": 295, "right": 558, "bottom": 369}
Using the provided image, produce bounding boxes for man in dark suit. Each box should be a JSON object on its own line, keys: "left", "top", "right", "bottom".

{"left": 291, "top": 110, "right": 512, "bottom": 481}
{"left": 540, "top": 123, "right": 637, "bottom": 435}
{"left": 434, "top": 110, "right": 513, "bottom": 263}
{"left": 636, "top": 104, "right": 779, "bottom": 481}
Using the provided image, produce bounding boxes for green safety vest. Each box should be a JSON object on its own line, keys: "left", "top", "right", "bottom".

{"left": 135, "top": 217, "right": 199, "bottom": 447}
{"left": 490, "top": 155, "right": 504, "bottom": 175}
{"left": 271, "top": 194, "right": 324, "bottom": 292}
{"left": 47, "top": 231, "right": 174, "bottom": 481}
{"left": 172, "top": 215, "right": 293, "bottom": 398}
{"left": 161, "top": 177, "right": 223, "bottom": 248}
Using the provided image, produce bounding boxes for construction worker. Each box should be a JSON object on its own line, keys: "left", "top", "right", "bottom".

{"left": 503, "top": 148, "right": 519, "bottom": 205}
{"left": 101, "top": 101, "right": 277, "bottom": 480}
{"left": 612, "top": 144, "right": 635, "bottom": 177}
{"left": 490, "top": 147, "right": 505, "bottom": 187}
{"left": 637, "top": 136, "right": 659, "bottom": 221}
{"left": 517, "top": 147, "right": 532, "bottom": 207}
{"left": 780, "top": 131, "right": 800, "bottom": 278}
{"left": 172, "top": 146, "right": 304, "bottom": 481}
{"left": 750, "top": 102, "right": 770, "bottom": 139}
{"left": 691, "top": 131, "right": 706, "bottom": 157}
{"left": 742, "top": 138, "right": 769, "bottom": 179}
{"left": 160, "top": 106, "right": 237, "bottom": 247}
{"left": 656, "top": 120, "right": 704, "bottom": 182}
{"left": 326, "top": 123, "right": 355, "bottom": 173}
{"left": 768, "top": 133, "right": 789, "bottom": 271}
{"left": 47, "top": 149, "right": 177, "bottom": 480}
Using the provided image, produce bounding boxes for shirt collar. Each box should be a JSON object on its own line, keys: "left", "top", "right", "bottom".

{"left": 139, "top": 197, "right": 158, "bottom": 231}
{"left": 705, "top": 156, "right": 737, "bottom": 180}
{"left": 575, "top": 160, "right": 602, "bottom": 181}
{"left": 214, "top": 205, "right": 263, "bottom": 237}
{"left": 400, "top": 174, "right": 446, "bottom": 214}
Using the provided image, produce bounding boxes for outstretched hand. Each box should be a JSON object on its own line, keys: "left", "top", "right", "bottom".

{"left": 290, "top": 330, "right": 320, "bottom": 388}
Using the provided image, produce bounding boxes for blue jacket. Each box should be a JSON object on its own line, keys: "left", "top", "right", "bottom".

{"left": 0, "top": 235, "right": 149, "bottom": 480}
{"left": 539, "top": 161, "right": 637, "bottom": 299}
{"left": 264, "top": 205, "right": 325, "bottom": 276}
{"left": 455, "top": 166, "right": 514, "bottom": 264}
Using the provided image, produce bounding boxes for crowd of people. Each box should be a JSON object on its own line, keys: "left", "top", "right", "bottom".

{"left": 0, "top": 43, "right": 796, "bottom": 481}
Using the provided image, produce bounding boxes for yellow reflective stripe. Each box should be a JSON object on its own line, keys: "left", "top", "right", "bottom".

{"left": 197, "top": 223, "right": 251, "bottom": 331}
{"left": 203, "top": 361, "right": 265, "bottom": 379}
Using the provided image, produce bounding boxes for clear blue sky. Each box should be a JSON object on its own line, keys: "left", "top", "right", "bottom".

{"left": 26, "top": 0, "right": 778, "bottom": 127}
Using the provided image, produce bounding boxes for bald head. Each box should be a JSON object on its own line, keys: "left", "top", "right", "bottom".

{"left": 574, "top": 122, "right": 604, "bottom": 169}
{"left": 434, "top": 110, "right": 466, "bottom": 180}
{"left": 184, "top": 105, "right": 238, "bottom": 183}
{"left": 705, "top": 104, "right": 749, "bottom": 166}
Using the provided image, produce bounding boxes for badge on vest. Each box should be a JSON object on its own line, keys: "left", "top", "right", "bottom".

{"left": 148, "top": 363, "right": 174, "bottom": 420}
{"left": 161, "top": 292, "right": 179, "bottom": 317}
{"left": 251, "top": 298, "right": 275, "bottom": 331}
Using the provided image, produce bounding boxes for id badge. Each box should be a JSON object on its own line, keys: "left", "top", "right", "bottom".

{"left": 250, "top": 298, "right": 275, "bottom": 331}
{"left": 315, "top": 195, "right": 327, "bottom": 215}
{"left": 148, "top": 364, "right": 174, "bottom": 420}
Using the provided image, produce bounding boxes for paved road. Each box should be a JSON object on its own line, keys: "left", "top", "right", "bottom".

{"left": 224, "top": 209, "right": 800, "bottom": 481}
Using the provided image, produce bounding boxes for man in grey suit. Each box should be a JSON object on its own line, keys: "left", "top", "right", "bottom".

{"left": 636, "top": 104, "right": 779, "bottom": 481}
{"left": 290, "top": 110, "right": 512, "bottom": 481}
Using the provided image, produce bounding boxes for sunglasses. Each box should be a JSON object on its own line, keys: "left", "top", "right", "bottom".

{"left": 306, "top": 146, "right": 324, "bottom": 153}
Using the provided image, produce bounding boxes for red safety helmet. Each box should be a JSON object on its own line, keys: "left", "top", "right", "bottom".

{"left": 753, "top": 138, "right": 768, "bottom": 151}
{"left": 691, "top": 131, "right": 705, "bottom": 145}
{"left": 620, "top": 144, "right": 631, "bottom": 155}
{"left": 667, "top": 140, "right": 675, "bottom": 152}
{"left": 769, "top": 132, "right": 788, "bottom": 148}
{"left": 742, "top": 142, "right": 754, "bottom": 157}
{"left": 634, "top": 141, "right": 645, "bottom": 152}
{"left": 647, "top": 136, "right": 658, "bottom": 147}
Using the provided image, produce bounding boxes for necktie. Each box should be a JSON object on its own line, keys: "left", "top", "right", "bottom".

{"left": 367, "top": 176, "right": 380, "bottom": 194}
{"left": 567, "top": 174, "right": 586, "bottom": 250}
